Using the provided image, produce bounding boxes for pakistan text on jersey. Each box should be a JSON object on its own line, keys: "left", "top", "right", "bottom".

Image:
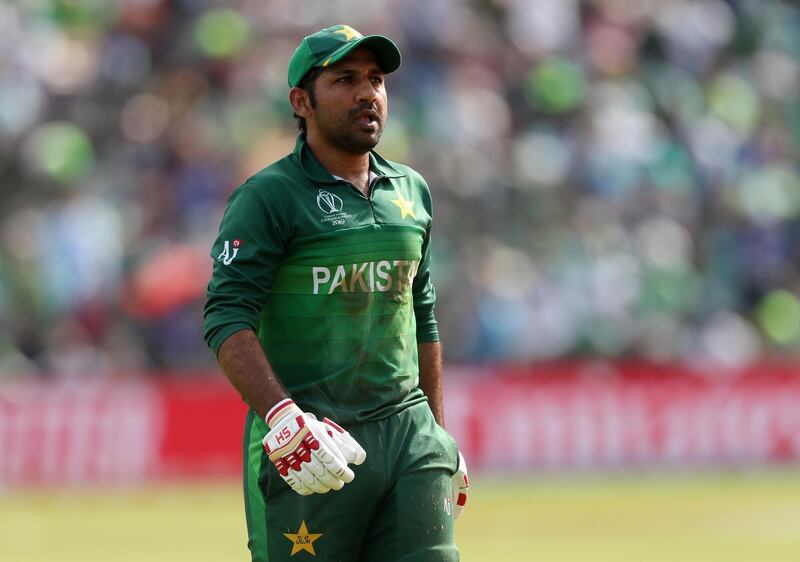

{"left": 312, "top": 260, "right": 419, "bottom": 295}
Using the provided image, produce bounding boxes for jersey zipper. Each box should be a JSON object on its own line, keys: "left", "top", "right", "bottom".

{"left": 367, "top": 175, "right": 384, "bottom": 223}
{"left": 342, "top": 175, "right": 383, "bottom": 223}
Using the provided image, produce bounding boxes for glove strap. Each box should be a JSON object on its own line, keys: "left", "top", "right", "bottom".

{"left": 265, "top": 398, "right": 299, "bottom": 429}
{"left": 322, "top": 417, "right": 345, "bottom": 433}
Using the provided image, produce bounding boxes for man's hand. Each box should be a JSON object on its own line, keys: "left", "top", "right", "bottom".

{"left": 262, "top": 399, "right": 354, "bottom": 495}
{"left": 319, "top": 417, "right": 367, "bottom": 465}
{"left": 452, "top": 451, "right": 469, "bottom": 520}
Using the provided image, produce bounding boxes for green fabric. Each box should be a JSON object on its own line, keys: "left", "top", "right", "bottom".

{"left": 243, "top": 410, "right": 270, "bottom": 561}
{"left": 287, "top": 24, "right": 402, "bottom": 87}
{"left": 244, "top": 401, "right": 459, "bottom": 561}
{"left": 204, "top": 134, "right": 439, "bottom": 423}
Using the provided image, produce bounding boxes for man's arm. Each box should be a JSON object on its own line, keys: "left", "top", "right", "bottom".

{"left": 420, "top": 340, "right": 470, "bottom": 519}
{"left": 217, "top": 329, "right": 289, "bottom": 419}
{"left": 218, "top": 329, "right": 365, "bottom": 495}
{"left": 418, "top": 341, "right": 445, "bottom": 428}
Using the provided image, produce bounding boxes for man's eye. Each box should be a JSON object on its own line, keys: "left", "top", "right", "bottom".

{"left": 371, "top": 77, "right": 383, "bottom": 85}
{"left": 337, "top": 76, "right": 352, "bottom": 83}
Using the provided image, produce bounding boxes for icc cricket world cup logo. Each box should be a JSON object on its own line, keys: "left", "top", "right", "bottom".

{"left": 316, "top": 190, "right": 344, "bottom": 214}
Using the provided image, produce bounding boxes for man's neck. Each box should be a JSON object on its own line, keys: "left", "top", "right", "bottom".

{"left": 305, "top": 132, "right": 371, "bottom": 194}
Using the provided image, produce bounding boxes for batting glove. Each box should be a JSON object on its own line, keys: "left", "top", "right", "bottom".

{"left": 263, "top": 399, "right": 354, "bottom": 496}
{"left": 319, "top": 417, "right": 367, "bottom": 465}
{"left": 452, "top": 451, "right": 469, "bottom": 520}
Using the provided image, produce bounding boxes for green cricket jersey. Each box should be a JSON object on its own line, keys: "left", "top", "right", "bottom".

{"left": 204, "top": 134, "right": 438, "bottom": 424}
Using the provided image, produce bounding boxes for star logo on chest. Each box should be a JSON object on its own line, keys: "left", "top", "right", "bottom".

{"left": 391, "top": 190, "right": 416, "bottom": 221}
{"left": 284, "top": 520, "right": 323, "bottom": 556}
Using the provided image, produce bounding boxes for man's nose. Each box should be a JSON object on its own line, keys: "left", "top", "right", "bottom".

{"left": 355, "top": 78, "right": 379, "bottom": 102}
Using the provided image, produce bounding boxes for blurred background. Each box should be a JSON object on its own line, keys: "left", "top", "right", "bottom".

{"left": 2, "top": 0, "right": 800, "bottom": 560}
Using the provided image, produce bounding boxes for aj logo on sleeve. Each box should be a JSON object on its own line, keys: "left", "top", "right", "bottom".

{"left": 217, "top": 239, "right": 241, "bottom": 265}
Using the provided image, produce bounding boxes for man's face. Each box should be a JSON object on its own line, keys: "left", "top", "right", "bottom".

{"left": 307, "top": 47, "right": 388, "bottom": 154}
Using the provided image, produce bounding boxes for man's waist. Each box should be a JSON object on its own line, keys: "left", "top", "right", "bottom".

{"left": 289, "top": 385, "right": 426, "bottom": 426}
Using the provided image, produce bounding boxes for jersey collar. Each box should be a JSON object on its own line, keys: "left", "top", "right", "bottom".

{"left": 294, "top": 134, "right": 407, "bottom": 183}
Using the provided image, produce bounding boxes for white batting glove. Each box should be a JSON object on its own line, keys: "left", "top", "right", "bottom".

{"left": 262, "top": 399, "right": 354, "bottom": 496}
{"left": 451, "top": 451, "right": 469, "bottom": 520}
{"left": 319, "top": 417, "right": 367, "bottom": 465}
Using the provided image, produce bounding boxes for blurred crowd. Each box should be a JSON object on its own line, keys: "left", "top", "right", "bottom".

{"left": 1, "top": 0, "right": 799, "bottom": 376}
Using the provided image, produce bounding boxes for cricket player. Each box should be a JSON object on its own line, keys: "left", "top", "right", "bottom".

{"left": 204, "top": 24, "right": 468, "bottom": 561}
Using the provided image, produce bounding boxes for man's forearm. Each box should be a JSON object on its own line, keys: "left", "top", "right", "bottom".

{"left": 418, "top": 341, "right": 445, "bottom": 427}
{"left": 217, "top": 329, "right": 289, "bottom": 419}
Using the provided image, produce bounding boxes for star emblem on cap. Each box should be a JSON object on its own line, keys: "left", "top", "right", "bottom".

{"left": 284, "top": 520, "right": 323, "bottom": 556}
{"left": 334, "top": 25, "right": 362, "bottom": 42}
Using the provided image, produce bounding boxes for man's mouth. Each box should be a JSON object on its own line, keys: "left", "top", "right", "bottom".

{"left": 353, "top": 109, "right": 380, "bottom": 129}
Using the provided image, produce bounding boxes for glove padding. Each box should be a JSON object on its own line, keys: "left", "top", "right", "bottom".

{"left": 263, "top": 399, "right": 354, "bottom": 496}
{"left": 451, "top": 450, "right": 469, "bottom": 520}
{"left": 319, "top": 417, "right": 367, "bottom": 466}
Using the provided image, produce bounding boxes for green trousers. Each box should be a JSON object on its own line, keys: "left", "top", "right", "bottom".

{"left": 243, "top": 400, "right": 460, "bottom": 561}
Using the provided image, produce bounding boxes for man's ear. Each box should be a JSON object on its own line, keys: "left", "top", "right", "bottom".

{"left": 289, "top": 87, "right": 313, "bottom": 119}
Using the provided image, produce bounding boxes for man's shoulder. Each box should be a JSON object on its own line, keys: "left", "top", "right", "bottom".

{"left": 242, "top": 153, "right": 304, "bottom": 192}
{"left": 375, "top": 155, "right": 429, "bottom": 190}
{"left": 226, "top": 154, "right": 307, "bottom": 211}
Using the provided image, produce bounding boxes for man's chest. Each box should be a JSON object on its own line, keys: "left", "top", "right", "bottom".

{"left": 285, "top": 179, "right": 429, "bottom": 238}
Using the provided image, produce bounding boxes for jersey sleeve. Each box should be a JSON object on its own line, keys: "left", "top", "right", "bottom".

{"left": 203, "top": 179, "right": 290, "bottom": 355}
{"left": 411, "top": 175, "right": 439, "bottom": 343}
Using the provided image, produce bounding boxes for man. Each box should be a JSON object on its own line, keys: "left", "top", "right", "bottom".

{"left": 204, "top": 24, "right": 468, "bottom": 561}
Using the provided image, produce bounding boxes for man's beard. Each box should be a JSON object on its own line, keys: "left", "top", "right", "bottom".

{"left": 316, "top": 103, "right": 385, "bottom": 154}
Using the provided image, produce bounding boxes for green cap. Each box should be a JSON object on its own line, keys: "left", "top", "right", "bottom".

{"left": 288, "top": 24, "right": 402, "bottom": 87}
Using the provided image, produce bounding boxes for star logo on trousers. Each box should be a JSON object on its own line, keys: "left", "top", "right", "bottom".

{"left": 284, "top": 520, "right": 323, "bottom": 556}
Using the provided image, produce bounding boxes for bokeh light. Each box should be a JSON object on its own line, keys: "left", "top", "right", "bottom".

{"left": 24, "top": 122, "right": 94, "bottom": 184}
{"left": 758, "top": 290, "right": 800, "bottom": 345}
{"left": 194, "top": 9, "right": 250, "bottom": 59}
{"left": 0, "top": 73, "right": 47, "bottom": 138}
{"left": 525, "top": 57, "right": 586, "bottom": 114}
{"left": 120, "top": 94, "right": 171, "bottom": 143}
{"left": 32, "top": 34, "right": 99, "bottom": 95}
